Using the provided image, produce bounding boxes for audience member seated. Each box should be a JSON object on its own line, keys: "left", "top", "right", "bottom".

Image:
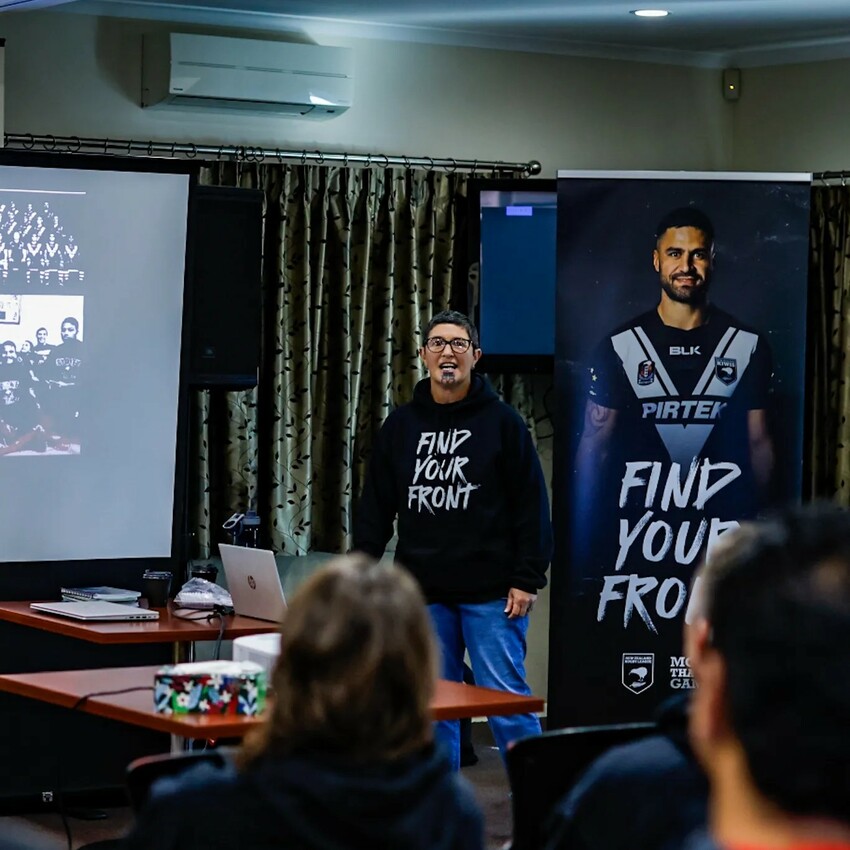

{"left": 684, "top": 502, "right": 850, "bottom": 850}
{"left": 123, "top": 553, "right": 485, "bottom": 850}
{"left": 540, "top": 691, "right": 708, "bottom": 850}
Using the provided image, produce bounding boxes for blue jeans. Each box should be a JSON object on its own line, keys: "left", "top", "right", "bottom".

{"left": 428, "top": 600, "right": 542, "bottom": 771}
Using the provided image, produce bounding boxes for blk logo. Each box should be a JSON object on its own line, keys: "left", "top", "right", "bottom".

{"left": 669, "top": 345, "right": 701, "bottom": 356}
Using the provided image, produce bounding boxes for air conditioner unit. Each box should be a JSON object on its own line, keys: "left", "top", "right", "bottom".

{"left": 141, "top": 33, "right": 353, "bottom": 119}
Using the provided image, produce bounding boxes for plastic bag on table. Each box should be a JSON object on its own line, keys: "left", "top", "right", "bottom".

{"left": 174, "top": 577, "right": 233, "bottom": 610}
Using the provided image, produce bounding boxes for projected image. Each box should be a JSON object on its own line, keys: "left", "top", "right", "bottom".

{"left": 0, "top": 196, "right": 85, "bottom": 289}
{"left": 0, "top": 294, "right": 83, "bottom": 456}
{"left": 0, "top": 158, "right": 190, "bottom": 563}
{"left": 0, "top": 189, "right": 87, "bottom": 455}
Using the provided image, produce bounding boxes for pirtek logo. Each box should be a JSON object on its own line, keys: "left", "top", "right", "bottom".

{"left": 669, "top": 345, "right": 701, "bottom": 356}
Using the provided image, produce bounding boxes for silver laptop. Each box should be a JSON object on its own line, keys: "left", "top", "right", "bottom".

{"left": 30, "top": 600, "right": 160, "bottom": 621}
{"left": 219, "top": 543, "right": 287, "bottom": 623}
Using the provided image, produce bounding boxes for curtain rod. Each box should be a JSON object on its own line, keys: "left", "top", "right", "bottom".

{"left": 3, "top": 133, "right": 541, "bottom": 176}
{"left": 815, "top": 170, "right": 850, "bottom": 181}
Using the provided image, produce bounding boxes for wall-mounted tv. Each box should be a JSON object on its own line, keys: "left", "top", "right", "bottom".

{"left": 0, "top": 151, "right": 194, "bottom": 564}
{"left": 467, "top": 177, "right": 556, "bottom": 373}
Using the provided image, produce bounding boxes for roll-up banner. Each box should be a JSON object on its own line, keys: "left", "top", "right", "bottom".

{"left": 548, "top": 172, "right": 811, "bottom": 727}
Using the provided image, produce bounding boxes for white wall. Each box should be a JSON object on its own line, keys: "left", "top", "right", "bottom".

{"left": 729, "top": 59, "right": 850, "bottom": 173}
{"left": 2, "top": 9, "right": 847, "bottom": 705}
{"left": 1, "top": 11, "right": 730, "bottom": 176}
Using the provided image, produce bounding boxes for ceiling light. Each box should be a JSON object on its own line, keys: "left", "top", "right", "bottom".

{"left": 632, "top": 9, "right": 670, "bottom": 17}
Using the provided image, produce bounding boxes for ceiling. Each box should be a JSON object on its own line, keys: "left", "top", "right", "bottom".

{"left": 9, "top": 0, "right": 850, "bottom": 68}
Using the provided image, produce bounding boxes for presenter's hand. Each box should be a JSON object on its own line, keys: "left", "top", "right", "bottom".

{"left": 505, "top": 588, "right": 537, "bottom": 619}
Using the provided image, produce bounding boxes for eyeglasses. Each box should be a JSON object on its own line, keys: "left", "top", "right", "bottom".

{"left": 425, "top": 336, "right": 473, "bottom": 353}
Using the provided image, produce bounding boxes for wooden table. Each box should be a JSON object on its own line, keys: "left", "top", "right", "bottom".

{"left": 0, "top": 601, "right": 284, "bottom": 752}
{"left": 0, "top": 665, "right": 546, "bottom": 739}
{"left": 0, "top": 601, "right": 277, "bottom": 645}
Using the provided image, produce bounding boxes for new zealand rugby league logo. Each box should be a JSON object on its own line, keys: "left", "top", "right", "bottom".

{"left": 622, "top": 653, "right": 654, "bottom": 693}
{"left": 715, "top": 357, "right": 737, "bottom": 385}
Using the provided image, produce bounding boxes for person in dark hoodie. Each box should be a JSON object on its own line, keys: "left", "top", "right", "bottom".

{"left": 123, "top": 553, "right": 484, "bottom": 850}
{"left": 353, "top": 309, "right": 553, "bottom": 771}
{"left": 540, "top": 692, "right": 708, "bottom": 850}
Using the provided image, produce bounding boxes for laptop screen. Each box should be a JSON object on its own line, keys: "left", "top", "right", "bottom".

{"left": 219, "top": 544, "right": 286, "bottom": 623}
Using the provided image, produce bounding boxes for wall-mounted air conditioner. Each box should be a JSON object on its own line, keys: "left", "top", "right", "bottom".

{"left": 141, "top": 32, "right": 353, "bottom": 119}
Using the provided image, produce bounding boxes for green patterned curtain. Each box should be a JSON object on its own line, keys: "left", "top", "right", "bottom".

{"left": 807, "top": 185, "right": 850, "bottom": 504}
{"left": 189, "top": 163, "right": 472, "bottom": 556}
{"left": 186, "top": 178, "right": 850, "bottom": 554}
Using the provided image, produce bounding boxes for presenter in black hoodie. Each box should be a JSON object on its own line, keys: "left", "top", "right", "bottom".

{"left": 354, "top": 310, "right": 553, "bottom": 770}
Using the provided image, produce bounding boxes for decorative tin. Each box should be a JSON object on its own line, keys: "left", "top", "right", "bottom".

{"left": 154, "top": 660, "right": 267, "bottom": 716}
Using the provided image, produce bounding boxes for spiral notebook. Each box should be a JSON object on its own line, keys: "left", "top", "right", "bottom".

{"left": 60, "top": 585, "right": 141, "bottom": 603}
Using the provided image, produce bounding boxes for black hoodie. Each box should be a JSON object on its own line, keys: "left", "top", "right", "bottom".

{"left": 540, "top": 694, "right": 708, "bottom": 850}
{"left": 354, "top": 374, "right": 552, "bottom": 603}
{"left": 124, "top": 744, "right": 484, "bottom": 850}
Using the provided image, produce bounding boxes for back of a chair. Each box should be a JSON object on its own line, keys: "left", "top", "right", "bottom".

{"left": 125, "top": 748, "right": 230, "bottom": 811}
{"left": 506, "top": 721, "right": 657, "bottom": 850}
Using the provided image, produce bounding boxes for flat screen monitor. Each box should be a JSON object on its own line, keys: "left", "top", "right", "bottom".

{"left": 0, "top": 151, "right": 194, "bottom": 564}
{"left": 468, "top": 177, "right": 556, "bottom": 372}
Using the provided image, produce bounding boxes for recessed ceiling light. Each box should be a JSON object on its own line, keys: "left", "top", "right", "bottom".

{"left": 632, "top": 9, "right": 670, "bottom": 17}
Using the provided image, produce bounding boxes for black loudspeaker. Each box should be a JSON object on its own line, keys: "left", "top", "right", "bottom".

{"left": 187, "top": 186, "right": 264, "bottom": 388}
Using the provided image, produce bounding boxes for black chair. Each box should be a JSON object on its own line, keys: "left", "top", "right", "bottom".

{"left": 125, "top": 748, "right": 233, "bottom": 812}
{"left": 505, "top": 721, "right": 657, "bottom": 850}
{"left": 73, "top": 748, "right": 237, "bottom": 850}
